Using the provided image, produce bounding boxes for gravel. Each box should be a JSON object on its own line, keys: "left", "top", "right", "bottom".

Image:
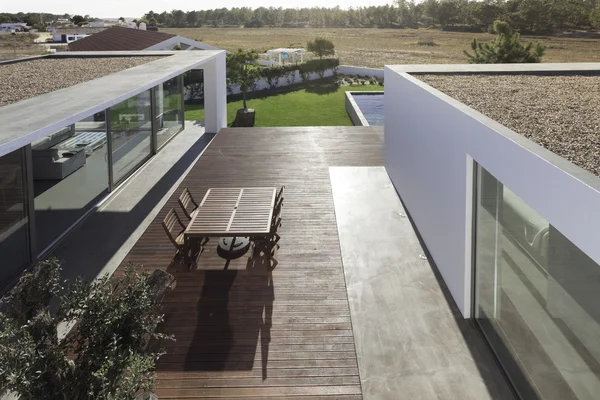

{"left": 418, "top": 74, "right": 600, "bottom": 177}
{"left": 0, "top": 56, "right": 162, "bottom": 107}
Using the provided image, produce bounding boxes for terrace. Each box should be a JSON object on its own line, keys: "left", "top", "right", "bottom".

{"left": 51, "top": 126, "right": 511, "bottom": 399}
{"left": 3, "top": 51, "right": 600, "bottom": 400}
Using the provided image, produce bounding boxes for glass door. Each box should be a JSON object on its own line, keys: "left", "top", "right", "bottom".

{"left": 473, "top": 163, "right": 600, "bottom": 400}
{"left": 109, "top": 90, "right": 153, "bottom": 185}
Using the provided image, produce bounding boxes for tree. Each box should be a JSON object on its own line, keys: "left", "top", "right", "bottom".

{"left": 118, "top": 16, "right": 125, "bottom": 23}
{"left": 464, "top": 20, "right": 546, "bottom": 63}
{"left": 70, "top": 15, "right": 85, "bottom": 25}
{"left": 0, "top": 259, "right": 174, "bottom": 400}
{"left": 226, "top": 49, "right": 261, "bottom": 109}
{"left": 591, "top": 4, "right": 600, "bottom": 29}
{"left": 307, "top": 37, "right": 335, "bottom": 59}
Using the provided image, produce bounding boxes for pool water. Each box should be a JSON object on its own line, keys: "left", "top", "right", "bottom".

{"left": 352, "top": 94, "right": 384, "bottom": 126}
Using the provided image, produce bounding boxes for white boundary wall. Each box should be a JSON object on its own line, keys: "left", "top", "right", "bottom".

{"left": 185, "top": 64, "right": 385, "bottom": 99}
{"left": 338, "top": 65, "right": 383, "bottom": 79}
{"left": 384, "top": 66, "right": 600, "bottom": 317}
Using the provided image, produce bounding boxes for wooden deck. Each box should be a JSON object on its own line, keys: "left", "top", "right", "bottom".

{"left": 117, "top": 126, "right": 383, "bottom": 399}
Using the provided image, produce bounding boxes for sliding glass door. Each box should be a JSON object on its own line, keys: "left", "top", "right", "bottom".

{"left": 109, "top": 90, "right": 153, "bottom": 184}
{"left": 155, "top": 75, "right": 184, "bottom": 149}
{"left": 0, "top": 148, "right": 30, "bottom": 292}
{"left": 473, "top": 164, "right": 600, "bottom": 400}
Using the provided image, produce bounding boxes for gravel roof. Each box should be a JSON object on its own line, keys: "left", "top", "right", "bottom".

{"left": 0, "top": 56, "right": 162, "bottom": 107}
{"left": 418, "top": 74, "right": 600, "bottom": 176}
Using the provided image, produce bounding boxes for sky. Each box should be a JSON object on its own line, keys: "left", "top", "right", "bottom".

{"left": 6, "top": 0, "right": 394, "bottom": 19}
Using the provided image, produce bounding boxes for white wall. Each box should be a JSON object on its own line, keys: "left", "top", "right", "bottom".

{"left": 338, "top": 65, "right": 383, "bottom": 79}
{"left": 384, "top": 67, "right": 600, "bottom": 317}
{"left": 203, "top": 52, "right": 227, "bottom": 134}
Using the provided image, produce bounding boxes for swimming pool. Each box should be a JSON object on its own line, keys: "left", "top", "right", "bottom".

{"left": 346, "top": 92, "right": 384, "bottom": 126}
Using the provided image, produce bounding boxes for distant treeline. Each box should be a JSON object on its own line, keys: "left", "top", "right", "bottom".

{"left": 143, "top": 0, "right": 600, "bottom": 34}
{"left": 0, "top": 12, "right": 73, "bottom": 28}
{"left": 3, "top": 1, "right": 600, "bottom": 35}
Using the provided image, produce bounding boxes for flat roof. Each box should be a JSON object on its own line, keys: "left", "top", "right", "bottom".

{"left": 0, "top": 56, "right": 162, "bottom": 107}
{"left": 417, "top": 73, "right": 600, "bottom": 177}
{"left": 0, "top": 50, "right": 224, "bottom": 158}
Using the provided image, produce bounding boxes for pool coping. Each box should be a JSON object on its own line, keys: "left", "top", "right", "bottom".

{"left": 345, "top": 91, "right": 384, "bottom": 126}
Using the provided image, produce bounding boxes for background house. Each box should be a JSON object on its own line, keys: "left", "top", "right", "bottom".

{"left": 0, "top": 23, "right": 31, "bottom": 32}
{"left": 53, "top": 27, "right": 107, "bottom": 43}
{"left": 68, "top": 26, "right": 220, "bottom": 52}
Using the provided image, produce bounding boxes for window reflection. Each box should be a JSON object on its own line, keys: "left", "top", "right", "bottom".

{"left": 475, "top": 164, "right": 600, "bottom": 400}
{"left": 110, "top": 90, "right": 152, "bottom": 183}
{"left": 0, "top": 149, "right": 29, "bottom": 290}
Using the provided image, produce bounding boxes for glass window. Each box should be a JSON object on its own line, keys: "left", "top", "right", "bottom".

{"left": 110, "top": 91, "right": 152, "bottom": 184}
{"left": 474, "top": 164, "right": 600, "bottom": 400}
{"left": 32, "top": 113, "right": 109, "bottom": 252}
{"left": 155, "top": 75, "right": 183, "bottom": 149}
{"left": 0, "top": 149, "right": 30, "bottom": 290}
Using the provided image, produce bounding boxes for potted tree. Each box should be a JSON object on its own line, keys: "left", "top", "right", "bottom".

{"left": 227, "top": 49, "right": 262, "bottom": 127}
{"left": 0, "top": 259, "right": 174, "bottom": 400}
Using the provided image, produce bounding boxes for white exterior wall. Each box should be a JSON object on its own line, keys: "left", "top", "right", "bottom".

{"left": 338, "top": 65, "right": 383, "bottom": 79}
{"left": 203, "top": 52, "right": 227, "bottom": 134}
{"left": 384, "top": 67, "right": 600, "bottom": 317}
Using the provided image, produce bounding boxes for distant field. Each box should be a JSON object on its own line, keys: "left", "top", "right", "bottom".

{"left": 0, "top": 33, "right": 43, "bottom": 60}
{"left": 163, "top": 27, "right": 600, "bottom": 67}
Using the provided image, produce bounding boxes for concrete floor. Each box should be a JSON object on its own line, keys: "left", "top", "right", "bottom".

{"left": 51, "top": 122, "right": 214, "bottom": 284}
{"left": 330, "top": 166, "right": 514, "bottom": 400}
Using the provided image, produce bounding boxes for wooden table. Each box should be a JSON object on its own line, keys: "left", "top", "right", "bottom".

{"left": 184, "top": 188, "right": 277, "bottom": 258}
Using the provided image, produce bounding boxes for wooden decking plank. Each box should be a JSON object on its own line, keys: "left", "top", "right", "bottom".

{"left": 117, "top": 127, "right": 383, "bottom": 399}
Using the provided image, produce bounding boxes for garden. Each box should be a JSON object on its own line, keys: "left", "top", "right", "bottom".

{"left": 186, "top": 80, "right": 383, "bottom": 127}
{"left": 185, "top": 38, "right": 384, "bottom": 127}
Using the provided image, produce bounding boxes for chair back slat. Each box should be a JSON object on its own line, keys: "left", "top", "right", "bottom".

{"left": 178, "top": 188, "right": 199, "bottom": 219}
{"left": 275, "top": 186, "right": 285, "bottom": 203}
{"left": 162, "top": 208, "right": 185, "bottom": 249}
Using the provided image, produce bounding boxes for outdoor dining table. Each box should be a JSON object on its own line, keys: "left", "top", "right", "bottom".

{"left": 184, "top": 187, "right": 277, "bottom": 260}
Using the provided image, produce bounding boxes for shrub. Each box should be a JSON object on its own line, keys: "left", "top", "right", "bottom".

{"left": 0, "top": 259, "right": 174, "bottom": 400}
{"left": 307, "top": 37, "right": 335, "bottom": 59}
{"left": 417, "top": 36, "right": 437, "bottom": 46}
{"left": 465, "top": 20, "right": 546, "bottom": 63}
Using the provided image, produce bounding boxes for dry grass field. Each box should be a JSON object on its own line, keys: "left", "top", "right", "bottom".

{"left": 0, "top": 33, "right": 44, "bottom": 60}
{"left": 164, "top": 27, "right": 600, "bottom": 67}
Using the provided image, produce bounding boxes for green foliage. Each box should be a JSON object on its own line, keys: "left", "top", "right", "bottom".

{"left": 0, "top": 259, "right": 173, "bottom": 400}
{"left": 464, "top": 20, "right": 546, "bottom": 64}
{"left": 71, "top": 15, "right": 86, "bottom": 25}
{"left": 307, "top": 37, "right": 335, "bottom": 59}
{"left": 227, "top": 49, "right": 262, "bottom": 109}
{"left": 259, "top": 59, "right": 340, "bottom": 89}
{"left": 591, "top": 5, "right": 600, "bottom": 29}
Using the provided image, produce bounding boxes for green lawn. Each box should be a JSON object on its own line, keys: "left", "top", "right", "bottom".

{"left": 185, "top": 84, "right": 382, "bottom": 127}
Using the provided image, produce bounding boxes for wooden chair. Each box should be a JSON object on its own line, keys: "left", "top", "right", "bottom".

{"left": 275, "top": 185, "right": 285, "bottom": 205}
{"left": 162, "top": 208, "right": 187, "bottom": 257}
{"left": 253, "top": 216, "right": 282, "bottom": 261}
{"left": 178, "top": 187, "right": 199, "bottom": 220}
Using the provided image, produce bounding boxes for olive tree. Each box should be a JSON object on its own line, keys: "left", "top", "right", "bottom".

{"left": 307, "top": 37, "right": 335, "bottom": 59}
{"left": 226, "top": 48, "right": 262, "bottom": 110}
{"left": 0, "top": 259, "right": 174, "bottom": 400}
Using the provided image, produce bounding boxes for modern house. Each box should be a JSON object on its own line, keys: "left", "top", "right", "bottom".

{"left": 68, "top": 26, "right": 220, "bottom": 52}
{"left": 0, "top": 51, "right": 226, "bottom": 293}
{"left": 2, "top": 52, "right": 600, "bottom": 400}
